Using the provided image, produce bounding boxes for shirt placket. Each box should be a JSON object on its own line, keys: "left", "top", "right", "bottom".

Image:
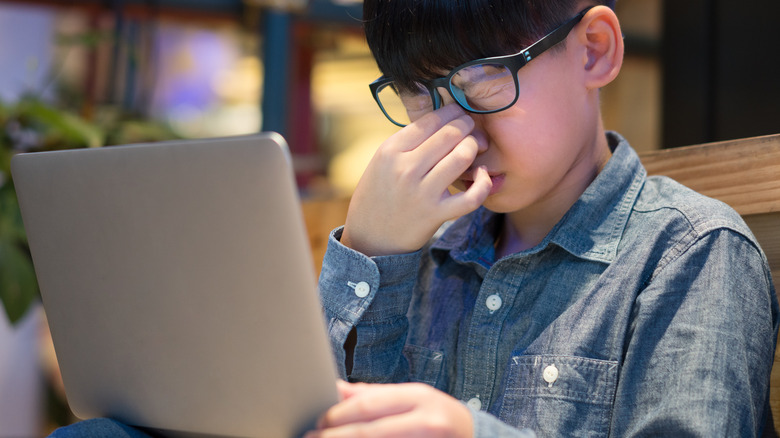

{"left": 460, "top": 259, "right": 526, "bottom": 411}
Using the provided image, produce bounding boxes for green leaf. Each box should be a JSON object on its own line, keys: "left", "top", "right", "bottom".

{"left": 17, "top": 98, "right": 104, "bottom": 149}
{"left": 0, "top": 240, "right": 39, "bottom": 325}
{"left": 0, "top": 185, "right": 38, "bottom": 324}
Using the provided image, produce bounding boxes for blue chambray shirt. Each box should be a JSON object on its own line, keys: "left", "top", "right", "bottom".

{"left": 318, "top": 132, "right": 778, "bottom": 437}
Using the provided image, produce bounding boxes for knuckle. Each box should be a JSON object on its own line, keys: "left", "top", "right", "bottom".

{"left": 353, "top": 426, "right": 371, "bottom": 438}
{"left": 373, "top": 143, "right": 395, "bottom": 162}
{"left": 461, "top": 194, "right": 487, "bottom": 214}
{"left": 451, "top": 142, "right": 477, "bottom": 164}
{"left": 438, "top": 121, "right": 470, "bottom": 141}
{"left": 353, "top": 396, "right": 373, "bottom": 418}
{"left": 415, "top": 414, "right": 450, "bottom": 438}
{"left": 407, "top": 382, "right": 431, "bottom": 393}
{"left": 392, "top": 163, "right": 417, "bottom": 184}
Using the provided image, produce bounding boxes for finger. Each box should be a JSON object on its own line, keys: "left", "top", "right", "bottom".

{"left": 392, "top": 104, "right": 467, "bottom": 152}
{"left": 410, "top": 114, "right": 475, "bottom": 175}
{"left": 309, "top": 410, "right": 445, "bottom": 438}
{"left": 419, "top": 134, "right": 479, "bottom": 194}
{"left": 336, "top": 380, "right": 366, "bottom": 400}
{"left": 440, "top": 165, "right": 492, "bottom": 219}
{"left": 360, "top": 411, "right": 453, "bottom": 438}
{"left": 316, "top": 381, "right": 368, "bottom": 430}
{"left": 318, "top": 385, "right": 416, "bottom": 429}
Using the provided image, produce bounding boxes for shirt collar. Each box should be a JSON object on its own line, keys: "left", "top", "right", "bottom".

{"left": 431, "top": 132, "right": 646, "bottom": 266}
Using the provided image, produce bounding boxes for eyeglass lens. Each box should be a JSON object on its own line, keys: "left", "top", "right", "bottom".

{"left": 377, "top": 63, "right": 517, "bottom": 126}
{"left": 376, "top": 82, "right": 432, "bottom": 127}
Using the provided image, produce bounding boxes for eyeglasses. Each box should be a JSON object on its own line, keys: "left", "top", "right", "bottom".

{"left": 369, "top": 6, "right": 594, "bottom": 127}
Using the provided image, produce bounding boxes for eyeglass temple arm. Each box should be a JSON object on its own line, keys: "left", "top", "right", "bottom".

{"left": 518, "top": 6, "right": 594, "bottom": 64}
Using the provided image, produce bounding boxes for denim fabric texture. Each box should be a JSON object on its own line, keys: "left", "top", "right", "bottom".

{"left": 48, "top": 418, "right": 152, "bottom": 438}
{"left": 318, "top": 131, "right": 779, "bottom": 437}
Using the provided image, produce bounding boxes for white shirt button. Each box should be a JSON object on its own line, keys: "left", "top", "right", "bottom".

{"left": 466, "top": 397, "right": 482, "bottom": 411}
{"left": 485, "top": 294, "right": 502, "bottom": 311}
{"left": 543, "top": 365, "right": 559, "bottom": 384}
{"left": 353, "top": 281, "right": 370, "bottom": 298}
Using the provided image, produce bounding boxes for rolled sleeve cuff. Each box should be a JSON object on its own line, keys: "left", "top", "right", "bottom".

{"left": 319, "top": 227, "right": 422, "bottom": 325}
{"left": 469, "top": 408, "right": 537, "bottom": 438}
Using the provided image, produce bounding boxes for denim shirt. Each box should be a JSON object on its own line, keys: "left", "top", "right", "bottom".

{"left": 318, "top": 132, "right": 778, "bottom": 437}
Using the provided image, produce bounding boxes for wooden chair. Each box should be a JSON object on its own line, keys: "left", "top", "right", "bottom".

{"left": 639, "top": 133, "right": 780, "bottom": 434}
{"left": 301, "top": 132, "right": 780, "bottom": 432}
{"left": 301, "top": 195, "right": 351, "bottom": 276}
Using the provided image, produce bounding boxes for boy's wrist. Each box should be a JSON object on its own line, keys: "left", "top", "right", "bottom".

{"left": 340, "top": 226, "right": 424, "bottom": 257}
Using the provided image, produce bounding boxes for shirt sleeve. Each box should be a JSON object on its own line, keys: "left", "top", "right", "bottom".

{"left": 611, "top": 227, "right": 778, "bottom": 436}
{"left": 318, "top": 226, "right": 423, "bottom": 382}
{"left": 470, "top": 409, "right": 537, "bottom": 438}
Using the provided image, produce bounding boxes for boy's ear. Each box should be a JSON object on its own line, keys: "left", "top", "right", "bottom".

{"left": 575, "top": 6, "right": 624, "bottom": 89}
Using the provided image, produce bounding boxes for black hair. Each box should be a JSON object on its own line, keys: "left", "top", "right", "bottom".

{"left": 363, "top": 0, "right": 616, "bottom": 90}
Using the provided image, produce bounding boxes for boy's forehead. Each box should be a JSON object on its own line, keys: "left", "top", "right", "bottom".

{"left": 401, "top": 49, "right": 510, "bottom": 83}
{"left": 417, "top": 66, "right": 458, "bottom": 81}
{"left": 390, "top": 63, "right": 460, "bottom": 86}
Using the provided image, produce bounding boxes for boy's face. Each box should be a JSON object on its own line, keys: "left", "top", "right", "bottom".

{"left": 368, "top": 6, "right": 618, "bottom": 222}
{"left": 449, "top": 35, "right": 607, "bottom": 217}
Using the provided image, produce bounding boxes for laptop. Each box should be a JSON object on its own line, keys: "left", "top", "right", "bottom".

{"left": 11, "top": 133, "right": 339, "bottom": 438}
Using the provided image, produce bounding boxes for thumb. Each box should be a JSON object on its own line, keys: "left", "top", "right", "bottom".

{"left": 336, "top": 380, "right": 366, "bottom": 400}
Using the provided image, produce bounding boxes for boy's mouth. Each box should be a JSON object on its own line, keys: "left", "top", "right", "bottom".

{"left": 459, "top": 169, "right": 504, "bottom": 195}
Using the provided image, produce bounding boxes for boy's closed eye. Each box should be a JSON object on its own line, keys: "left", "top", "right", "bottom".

{"left": 399, "top": 90, "right": 435, "bottom": 121}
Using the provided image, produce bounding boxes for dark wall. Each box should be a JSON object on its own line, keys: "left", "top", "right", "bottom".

{"left": 662, "top": 0, "right": 780, "bottom": 148}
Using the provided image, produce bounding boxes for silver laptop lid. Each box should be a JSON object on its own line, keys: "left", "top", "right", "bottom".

{"left": 11, "top": 133, "right": 338, "bottom": 438}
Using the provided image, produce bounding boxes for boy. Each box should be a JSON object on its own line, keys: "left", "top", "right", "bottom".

{"left": 306, "top": 0, "right": 778, "bottom": 437}
{"left": 49, "top": 1, "right": 777, "bottom": 437}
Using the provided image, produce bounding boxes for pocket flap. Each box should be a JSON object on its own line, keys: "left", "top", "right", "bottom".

{"left": 506, "top": 355, "right": 618, "bottom": 405}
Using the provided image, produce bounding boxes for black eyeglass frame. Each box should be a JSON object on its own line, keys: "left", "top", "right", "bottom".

{"left": 369, "top": 6, "right": 595, "bottom": 127}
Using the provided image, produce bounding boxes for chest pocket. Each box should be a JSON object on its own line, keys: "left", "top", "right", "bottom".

{"left": 499, "top": 355, "right": 619, "bottom": 438}
{"left": 403, "top": 344, "right": 444, "bottom": 387}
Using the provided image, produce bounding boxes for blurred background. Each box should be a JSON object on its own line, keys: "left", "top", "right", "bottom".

{"left": 0, "top": 0, "right": 777, "bottom": 435}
